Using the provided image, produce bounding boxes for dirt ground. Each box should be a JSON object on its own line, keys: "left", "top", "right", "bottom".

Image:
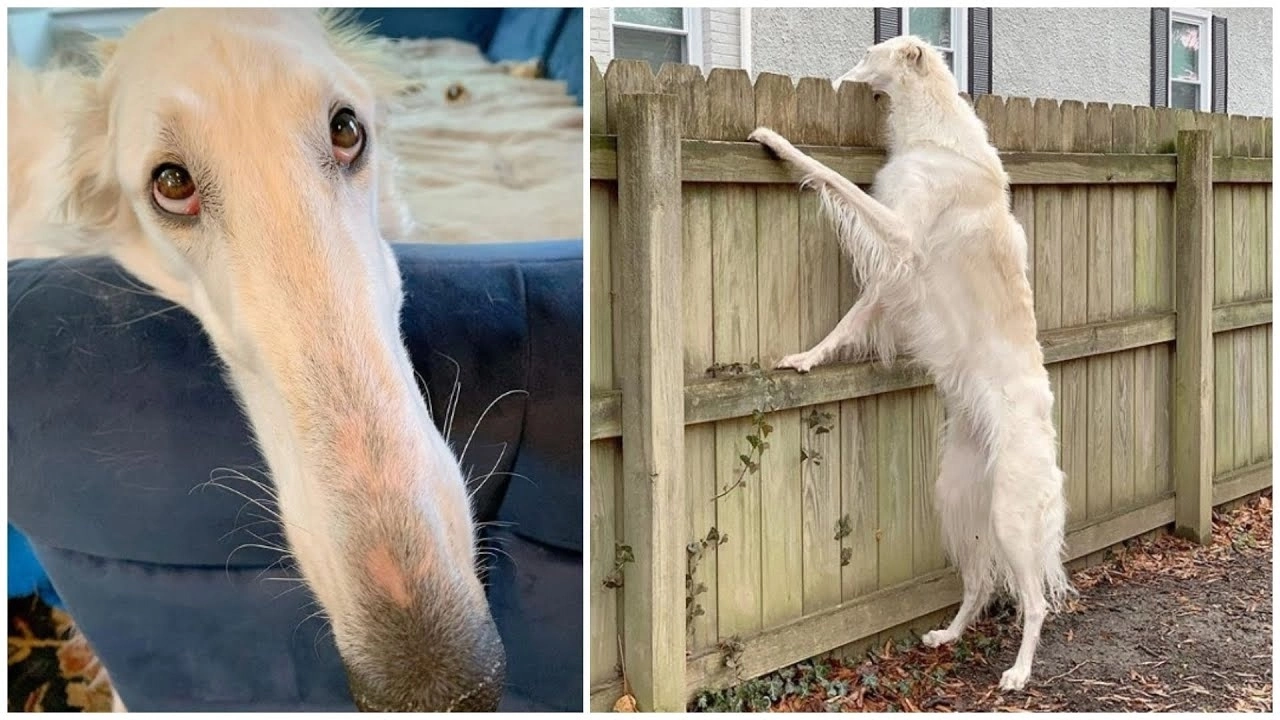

{"left": 692, "top": 492, "right": 1272, "bottom": 713}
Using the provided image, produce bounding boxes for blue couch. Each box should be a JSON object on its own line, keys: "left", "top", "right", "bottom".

{"left": 7, "top": 8, "right": 582, "bottom": 713}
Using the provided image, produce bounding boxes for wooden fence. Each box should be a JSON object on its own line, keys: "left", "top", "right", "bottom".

{"left": 588, "top": 58, "right": 1272, "bottom": 712}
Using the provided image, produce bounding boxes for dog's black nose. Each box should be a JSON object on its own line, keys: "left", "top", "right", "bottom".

{"left": 342, "top": 592, "right": 506, "bottom": 712}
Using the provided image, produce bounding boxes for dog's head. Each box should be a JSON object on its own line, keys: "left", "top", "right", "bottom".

{"left": 836, "top": 35, "right": 955, "bottom": 96}
{"left": 55, "top": 9, "right": 504, "bottom": 710}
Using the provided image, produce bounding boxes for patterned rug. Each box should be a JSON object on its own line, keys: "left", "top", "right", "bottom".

{"left": 8, "top": 596, "right": 113, "bottom": 712}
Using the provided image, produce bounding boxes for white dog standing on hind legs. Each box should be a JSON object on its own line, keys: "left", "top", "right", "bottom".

{"left": 749, "top": 35, "right": 1074, "bottom": 691}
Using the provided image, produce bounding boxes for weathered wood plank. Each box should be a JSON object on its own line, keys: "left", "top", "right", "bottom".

{"left": 589, "top": 70, "right": 614, "bottom": 394}
{"left": 753, "top": 72, "right": 805, "bottom": 630}
{"left": 590, "top": 313, "right": 1181, "bottom": 439}
{"left": 838, "top": 82, "right": 883, "bottom": 612}
{"left": 689, "top": 568, "right": 964, "bottom": 702}
{"left": 1172, "top": 129, "right": 1215, "bottom": 544}
{"left": 841, "top": 398, "right": 878, "bottom": 603}
{"left": 589, "top": 469, "right": 1274, "bottom": 711}
{"left": 1059, "top": 100, "right": 1091, "bottom": 525}
{"left": 587, "top": 58, "right": 619, "bottom": 691}
{"left": 590, "top": 135, "right": 1273, "bottom": 185}
{"left": 1062, "top": 495, "right": 1177, "bottom": 559}
{"left": 1132, "top": 105, "right": 1159, "bottom": 505}
{"left": 911, "top": 388, "right": 945, "bottom": 575}
{"left": 1085, "top": 102, "right": 1115, "bottom": 524}
{"left": 876, "top": 390, "right": 913, "bottom": 588}
{"left": 654, "top": 62, "right": 720, "bottom": 655}
{"left": 706, "top": 67, "right": 763, "bottom": 645}
{"left": 616, "top": 91, "right": 687, "bottom": 710}
{"left": 681, "top": 495, "right": 1177, "bottom": 699}
{"left": 794, "top": 76, "right": 845, "bottom": 616}
{"left": 1032, "top": 100, "right": 1064, "bottom": 438}
{"left": 590, "top": 440, "right": 621, "bottom": 687}
{"left": 1212, "top": 298, "right": 1273, "bottom": 333}
{"left": 1110, "top": 103, "right": 1137, "bottom": 511}
{"left": 1152, "top": 110, "right": 1176, "bottom": 497}
{"left": 1007, "top": 98, "right": 1036, "bottom": 294}
{"left": 1247, "top": 118, "right": 1269, "bottom": 465}
{"left": 1230, "top": 116, "right": 1254, "bottom": 474}
{"left": 1212, "top": 461, "right": 1273, "bottom": 506}
{"left": 1212, "top": 114, "right": 1235, "bottom": 478}
{"left": 975, "top": 94, "right": 1007, "bottom": 150}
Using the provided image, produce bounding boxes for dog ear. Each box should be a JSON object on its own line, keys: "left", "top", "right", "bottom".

{"left": 899, "top": 43, "right": 924, "bottom": 69}
{"left": 93, "top": 38, "right": 118, "bottom": 65}
{"left": 318, "top": 9, "right": 417, "bottom": 108}
{"left": 61, "top": 76, "right": 126, "bottom": 249}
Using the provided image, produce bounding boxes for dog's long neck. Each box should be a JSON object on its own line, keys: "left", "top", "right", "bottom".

{"left": 884, "top": 81, "right": 1006, "bottom": 181}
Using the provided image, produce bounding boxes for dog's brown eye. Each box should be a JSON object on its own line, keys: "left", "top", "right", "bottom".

{"left": 330, "top": 108, "right": 364, "bottom": 166}
{"left": 151, "top": 163, "right": 200, "bottom": 215}
{"left": 445, "top": 83, "right": 467, "bottom": 103}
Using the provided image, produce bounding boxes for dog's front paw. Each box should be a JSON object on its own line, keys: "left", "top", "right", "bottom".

{"left": 776, "top": 352, "right": 817, "bottom": 373}
{"left": 921, "top": 629, "right": 958, "bottom": 648}
{"left": 998, "top": 665, "right": 1031, "bottom": 692}
{"left": 748, "top": 126, "right": 782, "bottom": 148}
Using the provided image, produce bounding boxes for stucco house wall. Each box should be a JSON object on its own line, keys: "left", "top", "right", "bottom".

{"left": 593, "top": 7, "right": 1272, "bottom": 117}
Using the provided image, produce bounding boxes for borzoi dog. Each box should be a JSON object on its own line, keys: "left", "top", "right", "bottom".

{"left": 750, "top": 35, "right": 1072, "bottom": 691}
{"left": 9, "top": 9, "right": 502, "bottom": 710}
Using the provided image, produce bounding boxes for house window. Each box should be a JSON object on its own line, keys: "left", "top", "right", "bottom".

{"left": 902, "top": 7, "right": 968, "bottom": 90}
{"left": 611, "top": 8, "right": 702, "bottom": 71}
{"left": 1168, "top": 9, "right": 1212, "bottom": 111}
{"left": 1152, "top": 7, "right": 1226, "bottom": 113}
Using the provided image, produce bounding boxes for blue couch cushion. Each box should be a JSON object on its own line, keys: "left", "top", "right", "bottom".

{"left": 8, "top": 525, "right": 61, "bottom": 608}
{"left": 546, "top": 9, "right": 584, "bottom": 104}
{"left": 487, "top": 8, "right": 567, "bottom": 64}
{"left": 8, "top": 240, "right": 583, "bottom": 711}
{"left": 353, "top": 8, "right": 504, "bottom": 48}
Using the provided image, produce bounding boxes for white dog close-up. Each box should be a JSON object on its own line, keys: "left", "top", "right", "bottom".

{"left": 9, "top": 8, "right": 510, "bottom": 711}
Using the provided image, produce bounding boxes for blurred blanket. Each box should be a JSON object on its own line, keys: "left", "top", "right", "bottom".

{"left": 382, "top": 37, "right": 583, "bottom": 243}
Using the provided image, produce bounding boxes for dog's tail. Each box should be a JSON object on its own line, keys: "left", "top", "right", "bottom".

{"left": 1041, "top": 466, "right": 1075, "bottom": 611}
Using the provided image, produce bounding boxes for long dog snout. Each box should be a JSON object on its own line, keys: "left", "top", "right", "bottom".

{"left": 342, "top": 573, "right": 506, "bottom": 712}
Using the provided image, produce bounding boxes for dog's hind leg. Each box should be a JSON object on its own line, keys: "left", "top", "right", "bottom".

{"left": 922, "top": 418, "right": 993, "bottom": 648}
{"left": 993, "top": 521, "right": 1050, "bottom": 691}
{"left": 989, "top": 451, "right": 1058, "bottom": 691}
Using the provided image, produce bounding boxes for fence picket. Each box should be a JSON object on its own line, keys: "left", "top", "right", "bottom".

{"left": 1084, "top": 102, "right": 1115, "bottom": 533}
{"left": 794, "top": 76, "right": 845, "bottom": 617}
{"left": 707, "top": 68, "right": 763, "bottom": 642}
{"left": 1111, "top": 104, "right": 1137, "bottom": 510}
{"left": 753, "top": 72, "right": 805, "bottom": 630}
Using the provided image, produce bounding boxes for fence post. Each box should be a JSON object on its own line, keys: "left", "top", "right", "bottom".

{"left": 1172, "top": 129, "right": 1214, "bottom": 543}
{"left": 617, "top": 91, "right": 686, "bottom": 710}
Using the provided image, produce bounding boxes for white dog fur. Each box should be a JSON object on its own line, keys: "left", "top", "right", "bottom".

{"left": 749, "top": 35, "right": 1073, "bottom": 691}
{"left": 9, "top": 9, "right": 502, "bottom": 710}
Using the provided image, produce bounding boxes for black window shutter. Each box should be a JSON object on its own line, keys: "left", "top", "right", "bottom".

{"left": 1151, "top": 8, "right": 1170, "bottom": 107}
{"left": 968, "top": 8, "right": 993, "bottom": 95}
{"left": 874, "top": 8, "right": 902, "bottom": 44}
{"left": 1212, "top": 15, "right": 1228, "bottom": 113}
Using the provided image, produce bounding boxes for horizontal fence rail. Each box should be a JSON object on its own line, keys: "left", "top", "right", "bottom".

{"left": 590, "top": 135, "right": 1274, "bottom": 185}
{"left": 588, "top": 58, "right": 1273, "bottom": 711}
{"left": 591, "top": 298, "right": 1271, "bottom": 440}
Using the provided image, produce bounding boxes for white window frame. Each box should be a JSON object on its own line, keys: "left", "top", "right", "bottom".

{"left": 608, "top": 7, "right": 704, "bottom": 68}
{"left": 1167, "top": 7, "right": 1213, "bottom": 112}
{"left": 902, "top": 7, "right": 968, "bottom": 93}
